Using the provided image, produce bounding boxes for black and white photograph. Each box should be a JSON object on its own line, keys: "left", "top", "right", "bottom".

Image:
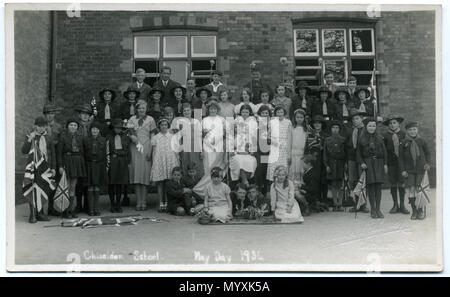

{"left": 4, "top": 2, "right": 444, "bottom": 273}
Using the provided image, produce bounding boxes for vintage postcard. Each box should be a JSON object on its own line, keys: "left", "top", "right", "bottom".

{"left": 5, "top": 2, "right": 443, "bottom": 272}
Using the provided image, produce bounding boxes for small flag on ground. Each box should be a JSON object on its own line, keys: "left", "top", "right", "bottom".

{"left": 353, "top": 171, "right": 367, "bottom": 210}
{"left": 53, "top": 171, "right": 70, "bottom": 213}
{"left": 22, "top": 141, "right": 55, "bottom": 212}
{"left": 416, "top": 171, "right": 430, "bottom": 209}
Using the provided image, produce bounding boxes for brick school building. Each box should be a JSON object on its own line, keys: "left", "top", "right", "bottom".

{"left": 14, "top": 8, "right": 438, "bottom": 201}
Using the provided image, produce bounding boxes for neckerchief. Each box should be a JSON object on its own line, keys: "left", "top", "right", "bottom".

{"left": 389, "top": 128, "right": 401, "bottom": 157}
{"left": 406, "top": 134, "right": 421, "bottom": 167}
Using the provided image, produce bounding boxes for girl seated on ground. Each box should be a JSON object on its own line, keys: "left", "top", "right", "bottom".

{"left": 270, "top": 165, "right": 304, "bottom": 223}
{"left": 204, "top": 167, "right": 233, "bottom": 223}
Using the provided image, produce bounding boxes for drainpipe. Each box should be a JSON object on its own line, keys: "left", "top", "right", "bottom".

{"left": 49, "top": 11, "right": 57, "bottom": 103}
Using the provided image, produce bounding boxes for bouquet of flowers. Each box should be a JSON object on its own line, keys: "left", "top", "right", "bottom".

{"left": 195, "top": 206, "right": 212, "bottom": 225}
{"left": 239, "top": 206, "right": 266, "bottom": 220}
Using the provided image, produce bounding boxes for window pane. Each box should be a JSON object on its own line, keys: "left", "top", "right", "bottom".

{"left": 322, "top": 29, "right": 346, "bottom": 55}
{"left": 296, "top": 59, "right": 319, "bottom": 67}
{"left": 163, "top": 36, "right": 187, "bottom": 58}
{"left": 192, "top": 36, "right": 216, "bottom": 57}
{"left": 351, "top": 58, "right": 374, "bottom": 71}
{"left": 294, "top": 29, "right": 319, "bottom": 56}
{"left": 192, "top": 59, "right": 216, "bottom": 71}
{"left": 134, "top": 36, "right": 159, "bottom": 58}
{"left": 163, "top": 60, "right": 189, "bottom": 86}
{"left": 134, "top": 60, "right": 159, "bottom": 74}
{"left": 323, "top": 59, "right": 348, "bottom": 85}
{"left": 350, "top": 29, "right": 374, "bottom": 55}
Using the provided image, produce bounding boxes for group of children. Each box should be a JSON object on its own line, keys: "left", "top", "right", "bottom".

{"left": 22, "top": 66, "right": 431, "bottom": 224}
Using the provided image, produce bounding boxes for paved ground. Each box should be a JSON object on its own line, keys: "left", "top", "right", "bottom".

{"left": 12, "top": 189, "right": 440, "bottom": 272}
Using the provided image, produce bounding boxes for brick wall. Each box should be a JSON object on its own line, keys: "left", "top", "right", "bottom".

{"left": 14, "top": 11, "right": 52, "bottom": 203}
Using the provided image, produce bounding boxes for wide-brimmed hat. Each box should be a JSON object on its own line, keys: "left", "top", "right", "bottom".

{"left": 349, "top": 108, "right": 366, "bottom": 119}
{"left": 334, "top": 87, "right": 351, "bottom": 101}
{"left": 382, "top": 114, "right": 405, "bottom": 126}
{"left": 110, "top": 118, "right": 125, "bottom": 129}
{"left": 405, "top": 121, "right": 419, "bottom": 130}
{"left": 34, "top": 116, "right": 48, "bottom": 126}
{"left": 123, "top": 88, "right": 140, "bottom": 100}
{"left": 328, "top": 120, "right": 343, "bottom": 131}
{"left": 170, "top": 85, "right": 187, "bottom": 97}
{"left": 195, "top": 86, "right": 212, "bottom": 98}
{"left": 310, "top": 115, "right": 327, "bottom": 127}
{"left": 90, "top": 121, "right": 103, "bottom": 131}
{"left": 65, "top": 118, "right": 79, "bottom": 128}
{"left": 43, "top": 103, "right": 62, "bottom": 114}
{"left": 149, "top": 86, "right": 165, "bottom": 98}
{"left": 363, "top": 117, "right": 377, "bottom": 126}
{"left": 355, "top": 87, "right": 370, "bottom": 98}
{"left": 75, "top": 103, "right": 93, "bottom": 115}
{"left": 295, "top": 81, "right": 312, "bottom": 94}
{"left": 317, "top": 86, "right": 332, "bottom": 99}
{"left": 99, "top": 88, "right": 116, "bottom": 102}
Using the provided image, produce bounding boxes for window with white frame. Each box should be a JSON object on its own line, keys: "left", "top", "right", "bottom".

{"left": 293, "top": 23, "right": 376, "bottom": 89}
{"left": 133, "top": 32, "right": 217, "bottom": 87}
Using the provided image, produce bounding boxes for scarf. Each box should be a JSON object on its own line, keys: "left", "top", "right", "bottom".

{"left": 322, "top": 101, "right": 328, "bottom": 115}
{"left": 301, "top": 95, "right": 307, "bottom": 109}
{"left": 104, "top": 103, "right": 111, "bottom": 120}
{"left": 114, "top": 134, "right": 123, "bottom": 150}
{"left": 406, "top": 135, "right": 421, "bottom": 167}
{"left": 390, "top": 128, "right": 401, "bottom": 157}
{"left": 129, "top": 101, "right": 135, "bottom": 115}
{"left": 342, "top": 104, "right": 349, "bottom": 117}
{"left": 36, "top": 132, "right": 48, "bottom": 160}
{"left": 358, "top": 101, "right": 366, "bottom": 113}
{"left": 352, "top": 123, "right": 364, "bottom": 149}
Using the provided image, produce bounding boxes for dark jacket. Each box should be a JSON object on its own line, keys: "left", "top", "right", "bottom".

{"left": 21, "top": 133, "right": 57, "bottom": 170}
{"left": 335, "top": 102, "right": 355, "bottom": 123}
{"left": 305, "top": 130, "right": 328, "bottom": 156}
{"left": 182, "top": 175, "right": 201, "bottom": 189}
{"left": 290, "top": 94, "right": 314, "bottom": 119}
{"left": 106, "top": 133, "right": 131, "bottom": 163}
{"left": 357, "top": 133, "right": 387, "bottom": 184}
{"left": 323, "top": 135, "right": 347, "bottom": 163}
{"left": 383, "top": 130, "right": 406, "bottom": 166}
{"left": 310, "top": 98, "right": 338, "bottom": 120}
{"left": 131, "top": 81, "right": 152, "bottom": 102}
{"left": 95, "top": 101, "right": 119, "bottom": 124}
{"left": 152, "top": 79, "right": 181, "bottom": 104}
{"left": 116, "top": 101, "right": 137, "bottom": 121}
{"left": 353, "top": 99, "right": 376, "bottom": 117}
{"left": 345, "top": 126, "right": 364, "bottom": 161}
{"left": 76, "top": 121, "right": 91, "bottom": 138}
{"left": 83, "top": 135, "right": 107, "bottom": 163}
{"left": 399, "top": 137, "right": 430, "bottom": 175}
{"left": 57, "top": 132, "right": 84, "bottom": 168}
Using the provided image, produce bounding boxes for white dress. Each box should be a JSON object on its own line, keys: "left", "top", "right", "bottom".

{"left": 229, "top": 116, "right": 258, "bottom": 181}
{"left": 289, "top": 126, "right": 307, "bottom": 183}
{"left": 266, "top": 118, "right": 292, "bottom": 181}
{"left": 270, "top": 181, "right": 304, "bottom": 223}
{"left": 150, "top": 132, "right": 180, "bottom": 182}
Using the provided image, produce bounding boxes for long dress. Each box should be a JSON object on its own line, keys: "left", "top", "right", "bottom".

{"left": 150, "top": 132, "right": 180, "bottom": 182}
{"left": 205, "top": 182, "right": 232, "bottom": 223}
{"left": 266, "top": 118, "right": 292, "bottom": 181}
{"left": 128, "top": 115, "right": 156, "bottom": 185}
{"left": 171, "top": 116, "right": 204, "bottom": 178}
{"left": 270, "top": 181, "right": 304, "bottom": 223}
{"left": 289, "top": 126, "right": 307, "bottom": 183}
{"left": 229, "top": 116, "right": 258, "bottom": 181}
{"left": 193, "top": 115, "right": 229, "bottom": 198}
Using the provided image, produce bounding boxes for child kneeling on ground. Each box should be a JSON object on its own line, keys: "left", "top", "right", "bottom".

{"left": 166, "top": 167, "right": 196, "bottom": 216}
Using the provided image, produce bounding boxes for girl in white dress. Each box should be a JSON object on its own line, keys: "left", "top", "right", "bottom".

{"left": 266, "top": 106, "right": 292, "bottom": 182}
{"left": 270, "top": 165, "right": 304, "bottom": 223}
{"left": 289, "top": 109, "right": 308, "bottom": 183}
{"left": 230, "top": 104, "right": 258, "bottom": 186}
{"left": 151, "top": 118, "right": 180, "bottom": 212}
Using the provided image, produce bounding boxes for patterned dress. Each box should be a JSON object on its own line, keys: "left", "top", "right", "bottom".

{"left": 128, "top": 115, "right": 156, "bottom": 185}
{"left": 266, "top": 118, "right": 292, "bottom": 181}
{"left": 289, "top": 126, "right": 307, "bottom": 182}
{"left": 150, "top": 132, "right": 180, "bottom": 182}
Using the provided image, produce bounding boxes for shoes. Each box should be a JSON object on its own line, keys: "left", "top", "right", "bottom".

{"left": 36, "top": 213, "right": 51, "bottom": 222}
{"left": 376, "top": 210, "right": 384, "bottom": 219}
{"left": 399, "top": 206, "right": 410, "bottom": 215}
{"left": 389, "top": 205, "right": 399, "bottom": 214}
{"left": 122, "top": 196, "right": 130, "bottom": 207}
{"left": 370, "top": 209, "right": 378, "bottom": 219}
{"left": 417, "top": 208, "right": 426, "bottom": 220}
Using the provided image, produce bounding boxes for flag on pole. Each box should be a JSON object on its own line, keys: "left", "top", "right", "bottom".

{"left": 53, "top": 171, "right": 70, "bottom": 213}
{"left": 22, "top": 141, "right": 56, "bottom": 212}
{"left": 353, "top": 171, "right": 367, "bottom": 210}
{"left": 416, "top": 171, "right": 430, "bottom": 209}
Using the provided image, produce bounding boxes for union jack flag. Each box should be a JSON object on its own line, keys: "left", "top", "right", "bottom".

{"left": 353, "top": 171, "right": 367, "bottom": 210}
{"left": 22, "top": 140, "right": 56, "bottom": 212}
{"left": 416, "top": 171, "right": 430, "bottom": 209}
